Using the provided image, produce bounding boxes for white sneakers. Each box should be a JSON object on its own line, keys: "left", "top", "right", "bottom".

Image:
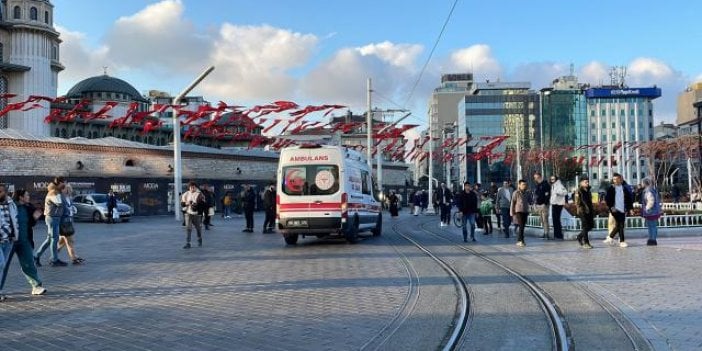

{"left": 603, "top": 237, "right": 628, "bottom": 248}
{"left": 516, "top": 241, "right": 525, "bottom": 247}
{"left": 440, "top": 222, "right": 446, "bottom": 227}
{"left": 31, "top": 286, "right": 47, "bottom": 295}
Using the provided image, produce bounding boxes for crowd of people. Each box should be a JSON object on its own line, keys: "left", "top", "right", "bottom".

{"left": 1, "top": 176, "right": 87, "bottom": 302}
{"left": 179, "top": 181, "right": 277, "bottom": 249}
{"left": 401, "top": 171, "right": 662, "bottom": 249}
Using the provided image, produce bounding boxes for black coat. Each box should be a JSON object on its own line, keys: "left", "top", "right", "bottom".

{"left": 605, "top": 183, "right": 633, "bottom": 213}
{"left": 456, "top": 190, "right": 478, "bottom": 215}
{"left": 263, "top": 189, "right": 276, "bottom": 210}
{"left": 534, "top": 180, "right": 551, "bottom": 205}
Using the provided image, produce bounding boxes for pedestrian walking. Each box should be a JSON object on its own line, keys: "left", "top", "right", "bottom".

{"left": 421, "top": 190, "right": 428, "bottom": 213}
{"left": 640, "top": 178, "right": 662, "bottom": 246}
{"left": 0, "top": 185, "right": 47, "bottom": 301}
{"left": 242, "top": 185, "right": 256, "bottom": 232}
{"left": 12, "top": 189, "right": 39, "bottom": 249}
{"left": 106, "top": 190, "right": 118, "bottom": 224}
{"left": 201, "top": 186, "right": 215, "bottom": 230}
{"left": 489, "top": 182, "right": 501, "bottom": 229}
{"left": 222, "top": 192, "right": 233, "bottom": 218}
{"left": 413, "top": 191, "right": 422, "bottom": 216}
{"left": 603, "top": 173, "right": 634, "bottom": 248}
{"left": 549, "top": 176, "right": 568, "bottom": 240}
{"left": 479, "top": 194, "right": 494, "bottom": 234}
{"left": 574, "top": 177, "right": 594, "bottom": 249}
{"left": 57, "top": 184, "right": 84, "bottom": 265}
{"left": 388, "top": 191, "right": 399, "bottom": 218}
{"left": 510, "top": 179, "right": 531, "bottom": 247}
{"left": 35, "top": 182, "right": 68, "bottom": 267}
{"left": 533, "top": 172, "right": 551, "bottom": 239}
{"left": 496, "top": 180, "right": 514, "bottom": 238}
{"left": 262, "top": 184, "right": 276, "bottom": 233}
{"left": 180, "top": 181, "right": 205, "bottom": 249}
{"left": 456, "top": 182, "right": 478, "bottom": 243}
{"left": 437, "top": 183, "right": 453, "bottom": 227}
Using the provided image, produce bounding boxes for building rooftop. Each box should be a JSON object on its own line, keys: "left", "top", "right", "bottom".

{"left": 0, "top": 128, "right": 279, "bottom": 158}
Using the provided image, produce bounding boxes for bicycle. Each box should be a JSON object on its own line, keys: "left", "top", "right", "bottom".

{"left": 453, "top": 211, "right": 463, "bottom": 227}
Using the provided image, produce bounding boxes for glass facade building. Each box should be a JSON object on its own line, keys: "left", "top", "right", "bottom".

{"left": 458, "top": 82, "right": 539, "bottom": 183}
{"left": 585, "top": 86, "right": 661, "bottom": 188}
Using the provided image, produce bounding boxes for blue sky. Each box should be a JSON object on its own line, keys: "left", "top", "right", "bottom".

{"left": 52, "top": 0, "right": 702, "bottom": 124}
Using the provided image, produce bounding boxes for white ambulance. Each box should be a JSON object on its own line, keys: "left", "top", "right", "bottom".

{"left": 276, "top": 144, "right": 382, "bottom": 244}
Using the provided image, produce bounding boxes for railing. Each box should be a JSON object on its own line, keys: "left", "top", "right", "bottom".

{"left": 527, "top": 213, "right": 702, "bottom": 231}
{"left": 633, "top": 202, "right": 702, "bottom": 211}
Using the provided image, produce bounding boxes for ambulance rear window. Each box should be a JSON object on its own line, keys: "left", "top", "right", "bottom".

{"left": 282, "top": 165, "right": 340, "bottom": 196}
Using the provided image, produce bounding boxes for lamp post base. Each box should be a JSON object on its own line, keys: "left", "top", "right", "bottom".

{"left": 425, "top": 205, "right": 436, "bottom": 215}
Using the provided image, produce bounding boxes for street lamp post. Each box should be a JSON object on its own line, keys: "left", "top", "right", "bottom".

{"left": 173, "top": 66, "right": 215, "bottom": 221}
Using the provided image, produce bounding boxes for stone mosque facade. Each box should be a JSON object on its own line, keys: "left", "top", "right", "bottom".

{"left": 0, "top": 0, "right": 62, "bottom": 135}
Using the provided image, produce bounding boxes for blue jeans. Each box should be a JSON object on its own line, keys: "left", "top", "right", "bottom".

{"left": 461, "top": 213, "right": 476, "bottom": 241}
{"left": 1, "top": 238, "right": 41, "bottom": 291}
{"left": 36, "top": 216, "right": 61, "bottom": 262}
{"left": 645, "top": 219, "right": 658, "bottom": 241}
{"left": 500, "top": 208, "right": 512, "bottom": 236}
{"left": 0, "top": 240, "right": 13, "bottom": 292}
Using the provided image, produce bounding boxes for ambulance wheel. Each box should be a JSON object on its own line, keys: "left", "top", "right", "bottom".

{"left": 284, "top": 234, "right": 299, "bottom": 245}
{"left": 345, "top": 217, "right": 359, "bottom": 243}
{"left": 371, "top": 214, "right": 382, "bottom": 237}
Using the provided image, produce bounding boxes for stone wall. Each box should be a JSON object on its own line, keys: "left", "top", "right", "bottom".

{"left": 0, "top": 138, "right": 410, "bottom": 186}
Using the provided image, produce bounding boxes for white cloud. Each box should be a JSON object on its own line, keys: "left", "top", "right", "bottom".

{"left": 301, "top": 42, "right": 423, "bottom": 109}
{"left": 201, "top": 24, "right": 318, "bottom": 101}
{"left": 578, "top": 61, "right": 609, "bottom": 86}
{"left": 449, "top": 44, "right": 502, "bottom": 80}
{"left": 55, "top": 25, "right": 111, "bottom": 92}
{"left": 105, "top": 0, "right": 210, "bottom": 73}
{"left": 356, "top": 41, "right": 423, "bottom": 69}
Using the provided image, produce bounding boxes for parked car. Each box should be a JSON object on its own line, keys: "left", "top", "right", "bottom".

{"left": 72, "top": 193, "right": 133, "bottom": 222}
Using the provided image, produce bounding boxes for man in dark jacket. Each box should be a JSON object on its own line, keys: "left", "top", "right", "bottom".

{"left": 456, "top": 181, "right": 478, "bottom": 243}
{"left": 262, "top": 184, "right": 276, "bottom": 233}
{"left": 604, "top": 173, "right": 633, "bottom": 247}
{"left": 574, "top": 177, "right": 594, "bottom": 249}
{"left": 106, "top": 191, "right": 118, "bottom": 224}
{"left": 201, "top": 185, "right": 215, "bottom": 230}
{"left": 242, "top": 185, "right": 256, "bottom": 233}
{"left": 532, "top": 172, "right": 551, "bottom": 239}
{"left": 436, "top": 183, "right": 453, "bottom": 227}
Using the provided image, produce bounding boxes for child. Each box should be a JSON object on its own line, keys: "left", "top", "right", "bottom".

{"left": 479, "top": 194, "right": 494, "bottom": 234}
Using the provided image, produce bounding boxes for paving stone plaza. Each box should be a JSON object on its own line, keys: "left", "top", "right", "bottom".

{"left": 1, "top": 213, "right": 700, "bottom": 350}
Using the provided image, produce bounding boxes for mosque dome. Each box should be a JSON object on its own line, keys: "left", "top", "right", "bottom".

{"left": 66, "top": 74, "right": 147, "bottom": 102}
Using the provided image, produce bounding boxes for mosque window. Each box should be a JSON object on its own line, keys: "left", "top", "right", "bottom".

{"left": 13, "top": 6, "right": 21, "bottom": 19}
{"left": 44, "top": 11, "right": 50, "bottom": 24}
{"left": 30, "top": 7, "right": 38, "bottom": 21}
{"left": 51, "top": 45, "right": 57, "bottom": 60}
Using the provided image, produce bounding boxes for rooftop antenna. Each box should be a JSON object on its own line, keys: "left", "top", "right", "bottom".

{"left": 103, "top": 66, "right": 109, "bottom": 76}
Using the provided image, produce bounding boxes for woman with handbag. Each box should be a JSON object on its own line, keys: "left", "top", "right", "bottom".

{"left": 57, "top": 184, "right": 84, "bottom": 265}
{"left": 34, "top": 182, "right": 67, "bottom": 267}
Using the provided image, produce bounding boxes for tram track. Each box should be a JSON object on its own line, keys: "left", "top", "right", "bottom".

{"left": 417, "top": 218, "right": 654, "bottom": 351}
{"left": 376, "top": 221, "right": 472, "bottom": 351}
{"left": 417, "top": 220, "right": 570, "bottom": 351}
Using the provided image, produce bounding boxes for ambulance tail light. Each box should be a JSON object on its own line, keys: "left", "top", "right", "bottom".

{"left": 341, "top": 192, "right": 348, "bottom": 222}
{"left": 276, "top": 194, "right": 280, "bottom": 220}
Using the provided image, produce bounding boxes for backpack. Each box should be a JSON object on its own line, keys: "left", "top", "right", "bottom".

{"left": 640, "top": 188, "right": 661, "bottom": 220}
